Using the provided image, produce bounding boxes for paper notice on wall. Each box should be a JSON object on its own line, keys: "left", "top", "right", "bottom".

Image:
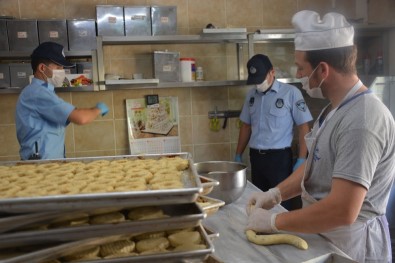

{"left": 126, "top": 96, "right": 180, "bottom": 154}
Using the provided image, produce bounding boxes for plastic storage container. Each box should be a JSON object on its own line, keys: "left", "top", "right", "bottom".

{"left": 180, "top": 58, "right": 196, "bottom": 82}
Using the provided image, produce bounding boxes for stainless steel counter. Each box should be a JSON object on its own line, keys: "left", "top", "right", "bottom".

{"left": 203, "top": 181, "right": 354, "bottom": 263}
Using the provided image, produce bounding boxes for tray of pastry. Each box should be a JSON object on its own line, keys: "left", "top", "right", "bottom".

{"left": 0, "top": 224, "right": 215, "bottom": 263}
{"left": 199, "top": 175, "right": 219, "bottom": 196}
{"left": 0, "top": 203, "right": 205, "bottom": 248}
{"left": 0, "top": 153, "right": 202, "bottom": 213}
{"left": 196, "top": 195, "right": 225, "bottom": 216}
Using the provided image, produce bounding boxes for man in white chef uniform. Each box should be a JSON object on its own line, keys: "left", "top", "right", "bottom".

{"left": 245, "top": 10, "right": 395, "bottom": 263}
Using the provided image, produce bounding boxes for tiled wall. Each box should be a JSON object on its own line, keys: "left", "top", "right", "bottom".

{"left": 0, "top": 0, "right": 394, "bottom": 163}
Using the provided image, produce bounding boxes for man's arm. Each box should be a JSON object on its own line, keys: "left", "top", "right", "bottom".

{"left": 296, "top": 122, "right": 310, "bottom": 158}
{"left": 276, "top": 178, "right": 367, "bottom": 233}
{"left": 68, "top": 107, "right": 102, "bottom": 125}
{"left": 235, "top": 122, "right": 252, "bottom": 155}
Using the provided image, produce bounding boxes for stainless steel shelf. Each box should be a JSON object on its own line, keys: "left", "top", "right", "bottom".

{"left": 0, "top": 51, "right": 93, "bottom": 59}
{"left": 100, "top": 34, "right": 248, "bottom": 45}
{"left": 0, "top": 85, "right": 94, "bottom": 94}
{"left": 103, "top": 80, "right": 247, "bottom": 90}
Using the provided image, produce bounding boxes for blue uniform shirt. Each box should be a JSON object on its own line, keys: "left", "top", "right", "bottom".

{"left": 15, "top": 78, "right": 75, "bottom": 160}
{"left": 240, "top": 79, "right": 313, "bottom": 150}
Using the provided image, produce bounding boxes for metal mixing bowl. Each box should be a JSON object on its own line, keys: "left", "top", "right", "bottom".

{"left": 194, "top": 161, "right": 247, "bottom": 204}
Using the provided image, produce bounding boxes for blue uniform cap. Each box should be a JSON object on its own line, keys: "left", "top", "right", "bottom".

{"left": 31, "top": 42, "right": 75, "bottom": 67}
{"left": 247, "top": 54, "right": 273, "bottom": 85}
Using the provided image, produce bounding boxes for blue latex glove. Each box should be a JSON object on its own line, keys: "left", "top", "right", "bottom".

{"left": 96, "top": 102, "right": 109, "bottom": 116}
{"left": 234, "top": 154, "right": 242, "bottom": 163}
{"left": 293, "top": 158, "right": 305, "bottom": 171}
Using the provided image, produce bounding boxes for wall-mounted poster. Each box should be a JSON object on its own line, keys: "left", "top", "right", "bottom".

{"left": 126, "top": 96, "right": 180, "bottom": 154}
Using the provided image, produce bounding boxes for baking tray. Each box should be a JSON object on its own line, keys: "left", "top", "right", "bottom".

{"left": 196, "top": 195, "right": 225, "bottom": 216}
{"left": 199, "top": 175, "right": 219, "bottom": 196}
{"left": 0, "top": 203, "right": 205, "bottom": 249}
{"left": 2, "top": 224, "right": 215, "bottom": 263}
{"left": 0, "top": 153, "right": 202, "bottom": 213}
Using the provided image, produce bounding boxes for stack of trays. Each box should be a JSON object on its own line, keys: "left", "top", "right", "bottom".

{"left": 196, "top": 175, "right": 225, "bottom": 216}
{"left": 0, "top": 153, "right": 216, "bottom": 263}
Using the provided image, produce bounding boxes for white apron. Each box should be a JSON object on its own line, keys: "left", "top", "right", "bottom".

{"left": 301, "top": 81, "right": 392, "bottom": 263}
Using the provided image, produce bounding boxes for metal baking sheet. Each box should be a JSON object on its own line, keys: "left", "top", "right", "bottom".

{"left": 2, "top": 224, "right": 214, "bottom": 263}
{"left": 0, "top": 153, "right": 202, "bottom": 213}
{"left": 199, "top": 175, "right": 219, "bottom": 196}
{"left": 0, "top": 203, "right": 205, "bottom": 249}
{"left": 197, "top": 195, "right": 225, "bottom": 216}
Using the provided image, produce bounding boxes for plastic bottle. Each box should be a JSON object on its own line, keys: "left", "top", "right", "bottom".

{"left": 180, "top": 58, "right": 196, "bottom": 82}
{"left": 196, "top": 66, "right": 204, "bottom": 81}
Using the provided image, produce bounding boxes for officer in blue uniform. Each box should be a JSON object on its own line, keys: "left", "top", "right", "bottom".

{"left": 15, "top": 42, "right": 109, "bottom": 160}
{"left": 235, "top": 54, "right": 312, "bottom": 210}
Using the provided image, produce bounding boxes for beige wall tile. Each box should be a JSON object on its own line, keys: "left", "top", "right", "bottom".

{"left": 71, "top": 91, "right": 113, "bottom": 119}
{"left": 74, "top": 120, "right": 115, "bottom": 151}
{"left": 114, "top": 119, "right": 129, "bottom": 150}
{"left": 178, "top": 115, "right": 192, "bottom": 145}
{"left": 74, "top": 150, "right": 116, "bottom": 158}
{"left": 107, "top": 45, "right": 152, "bottom": 59}
{"left": 180, "top": 144, "right": 193, "bottom": 155}
{"left": 368, "top": 0, "right": 395, "bottom": 24}
{"left": 193, "top": 143, "right": 230, "bottom": 162}
{"left": 65, "top": 0, "right": 107, "bottom": 20}
{"left": 191, "top": 86, "right": 228, "bottom": 115}
{"left": 188, "top": 0, "right": 226, "bottom": 29}
{"left": 19, "top": 0, "right": 65, "bottom": 19}
{"left": 192, "top": 115, "right": 229, "bottom": 144}
{"left": 0, "top": 94, "right": 18, "bottom": 125}
{"left": 226, "top": 0, "right": 263, "bottom": 28}
{"left": 0, "top": 1, "right": 19, "bottom": 18}
{"left": 0, "top": 125, "right": 19, "bottom": 156}
{"left": 334, "top": 0, "right": 356, "bottom": 19}
{"left": 109, "top": 57, "right": 153, "bottom": 79}
{"left": 65, "top": 124, "right": 75, "bottom": 156}
{"left": 262, "top": 0, "right": 297, "bottom": 28}
{"left": 116, "top": 148, "right": 130, "bottom": 156}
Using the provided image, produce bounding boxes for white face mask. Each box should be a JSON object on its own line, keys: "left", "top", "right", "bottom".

{"left": 299, "top": 65, "right": 326, "bottom": 99}
{"left": 43, "top": 66, "right": 66, "bottom": 87}
{"left": 256, "top": 79, "right": 271, "bottom": 93}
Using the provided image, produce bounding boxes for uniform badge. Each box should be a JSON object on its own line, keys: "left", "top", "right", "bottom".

{"left": 249, "top": 66, "right": 257, "bottom": 74}
{"left": 249, "top": 97, "right": 255, "bottom": 106}
{"left": 275, "top": 98, "right": 284, "bottom": 108}
{"left": 296, "top": 99, "right": 306, "bottom": 112}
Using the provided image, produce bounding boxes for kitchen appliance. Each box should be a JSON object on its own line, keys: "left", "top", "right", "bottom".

{"left": 67, "top": 19, "right": 97, "bottom": 51}
{"left": 194, "top": 161, "right": 247, "bottom": 204}
{"left": 38, "top": 19, "right": 68, "bottom": 49}
{"left": 7, "top": 19, "right": 39, "bottom": 52}
{"left": 124, "top": 6, "right": 151, "bottom": 36}
{"left": 96, "top": 5, "right": 125, "bottom": 36}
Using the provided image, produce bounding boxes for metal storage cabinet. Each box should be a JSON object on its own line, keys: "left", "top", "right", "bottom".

{"left": 67, "top": 19, "right": 97, "bottom": 51}
{"left": 9, "top": 63, "right": 33, "bottom": 88}
{"left": 0, "top": 20, "right": 9, "bottom": 51}
{"left": 38, "top": 20, "right": 68, "bottom": 50}
{"left": 124, "top": 6, "right": 151, "bottom": 36}
{"left": 0, "top": 64, "right": 11, "bottom": 88}
{"left": 151, "top": 6, "right": 177, "bottom": 36}
{"left": 7, "top": 19, "right": 39, "bottom": 52}
{"left": 154, "top": 51, "right": 180, "bottom": 82}
{"left": 96, "top": 5, "right": 125, "bottom": 36}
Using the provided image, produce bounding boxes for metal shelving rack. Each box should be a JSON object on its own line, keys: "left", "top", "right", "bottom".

{"left": 95, "top": 34, "right": 249, "bottom": 90}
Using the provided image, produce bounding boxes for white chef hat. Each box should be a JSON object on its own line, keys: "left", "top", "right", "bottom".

{"left": 292, "top": 10, "right": 354, "bottom": 51}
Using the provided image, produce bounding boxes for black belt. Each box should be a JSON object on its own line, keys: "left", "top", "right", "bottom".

{"left": 250, "top": 147, "right": 291, "bottom": 154}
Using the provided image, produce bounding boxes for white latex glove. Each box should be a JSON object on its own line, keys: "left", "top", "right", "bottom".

{"left": 246, "top": 208, "right": 279, "bottom": 233}
{"left": 246, "top": 187, "right": 282, "bottom": 215}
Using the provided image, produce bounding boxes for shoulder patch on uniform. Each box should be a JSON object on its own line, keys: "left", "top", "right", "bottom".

{"left": 296, "top": 99, "right": 306, "bottom": 112}
{"left": 249, "top": 97, "right": 255, "bottom": 106}
{"left": 275, "top": 98, "right": 284, "bottom": 108}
